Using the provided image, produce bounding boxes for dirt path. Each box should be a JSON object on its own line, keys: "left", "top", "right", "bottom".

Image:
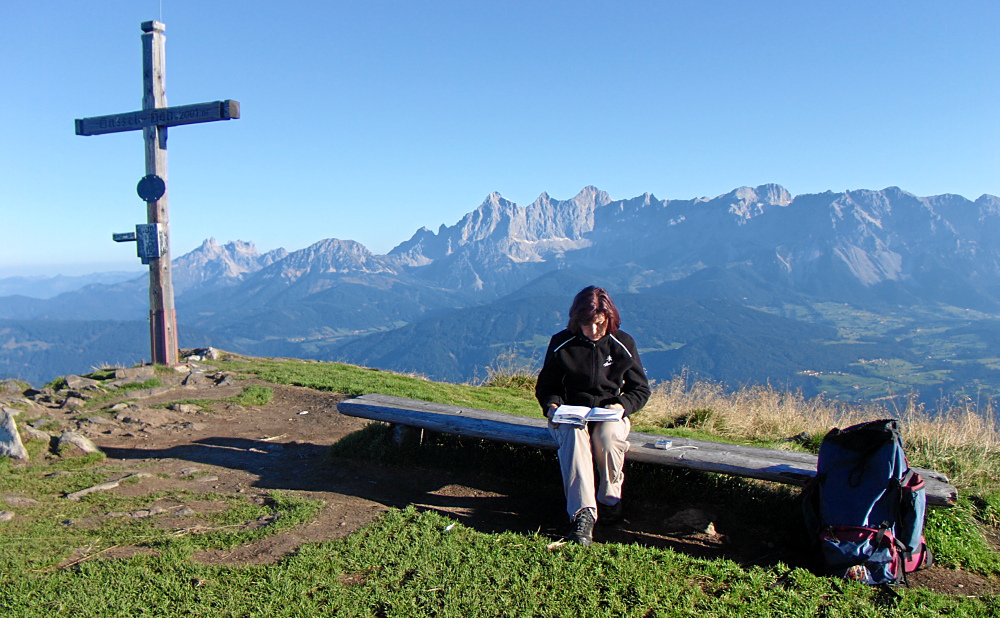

{"left": 10, "top": 369, "right": 997, "bottom": 596}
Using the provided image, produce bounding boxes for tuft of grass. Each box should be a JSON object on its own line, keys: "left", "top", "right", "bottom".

{"left": 42, "top": 376, "right": 68, "bottom": 391}
{"left": 227, "top": 384, "right": 273, "bottom": 407}
{"left": 478, "top": 349, "right": 538, "bottom": 391}
{"left": 80, "top": 378, "right": 165, "bottom": 410}
{"left": 84, "top": 367, "right": 119, "bottom": 381}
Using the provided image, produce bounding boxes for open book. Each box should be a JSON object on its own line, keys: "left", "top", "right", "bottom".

{"left": 551, "top": 405, "right": 624, "bottom": 426}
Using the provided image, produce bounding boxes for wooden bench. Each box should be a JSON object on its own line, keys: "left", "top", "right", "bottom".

{"left": 337, "top": 393, "right": 958, "bottom": 507}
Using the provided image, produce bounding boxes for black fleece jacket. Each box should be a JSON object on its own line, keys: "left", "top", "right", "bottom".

{"left": 535, "top": 329, "right": 650, "bottom": 417}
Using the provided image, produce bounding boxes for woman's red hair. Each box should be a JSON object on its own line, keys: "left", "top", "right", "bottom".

{"left": 567, "top": 286, "right": 621, "bottom": 335}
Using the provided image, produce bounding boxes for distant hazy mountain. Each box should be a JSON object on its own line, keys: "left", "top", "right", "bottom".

{"left": 5, "top": 185, "right": 1000, "bottom": 396}
{"left": 0, "top": 239, "right": 285, "bottom": 321}
{"left": 0, "top": 271, "right": 142, "bottom": 299}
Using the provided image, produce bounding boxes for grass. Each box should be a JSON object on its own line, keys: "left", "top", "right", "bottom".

{"left": 2, "top": 507, "right": 997, "bottom": 617}
{"left": 2, "top": 356, "right": 998, "bottom": 615}
{"left": 222, "top": 357, "right": 540, "bottom": 416}
{"left": 232, "top": 357, "right": 1000, "bottom": 576}
{"left": 228, "top": 384, "right": 274, "bottom": 407}
{"left": 66, "top": 378, "right": 166, "bottom": 411}
{"left": 155, "top": 385, "right": 276, "bottom": 413}
{"left": 633, "top": 372, "right": 1000, "bottom": 495}
{"left": 0, "top": 454, "right": 322, "bottom": 575}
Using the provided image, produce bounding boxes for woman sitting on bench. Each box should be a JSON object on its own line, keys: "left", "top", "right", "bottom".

{"left": 535, "top": 286, "right": 651, "bottom": 545}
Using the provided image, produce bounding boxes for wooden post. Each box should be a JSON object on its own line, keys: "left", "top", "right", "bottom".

{"left": 75, "top": 22, "right": 239, "bottom": 368}
{"left": 141, "top": 21, "right": 177, "bottom": 366}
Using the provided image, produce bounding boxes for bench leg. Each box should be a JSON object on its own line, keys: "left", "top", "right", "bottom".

{"left": 388, "top": 424, "right": 423, "bottom": 447}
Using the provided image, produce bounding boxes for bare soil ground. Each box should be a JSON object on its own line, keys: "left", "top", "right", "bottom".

{"left": 13, "top": 370, "right": 998, "bottom": 597}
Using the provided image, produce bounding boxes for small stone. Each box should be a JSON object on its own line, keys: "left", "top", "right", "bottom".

{"left": 196, "top": 475, "right": 219, "bottom": 483}
{"left": 115, "top": 366, "right": 156, "bottom": 380}
{"left": 65, "top": 375, "right": 101, "bottom": 390}
{"left": 116, "top": 408, "right": 177, "bottom": 427}
{"left": 57, "top": 431, "right": 102, "bottom": 456}
{"left": 81, "top": 415, "right": 117, "bottom": 426}
{"left": 170, "top": 403, "right": 201, "bottom": 415}
{"left": 23, "top": 426, "right": 51, "bottom": 442}
{"left": 182, "top": 372, "right": 211, "bottom": 387}
{"left": 4, "top": 496, "right": 39, "bottom": 506}
{"left": 124, "top": 387, "right": 173, "bottom": 400}
{"left": 664, "top": 508, "right": 718, "bottom": 535}
{"left": 61, "top": 397, "right": 86, "bottom": 410}
{"left": 0, "top": 511, "right": 15, "bottom": 522}
{"left": 176, "top": 506, "right": 196, "bottom": 516}
{"left": 1, "top": 380, "right": 25, "bottom": 394}
{"left": 178, "top": 467, "right": 202, "bottom": 476}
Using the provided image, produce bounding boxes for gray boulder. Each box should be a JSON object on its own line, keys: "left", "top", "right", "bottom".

{"left": 0, "top": 408, "right": 29, "bottom": 460}
{"left": 65, "top": 375, "right": 101, "bottom": 390}
{"left": 57, "top": 431, "right": 102, "bottom": 456}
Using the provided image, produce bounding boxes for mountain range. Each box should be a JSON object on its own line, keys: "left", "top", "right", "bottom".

{"left": 3, "top": 184, "right": 1000, "bottom": 402}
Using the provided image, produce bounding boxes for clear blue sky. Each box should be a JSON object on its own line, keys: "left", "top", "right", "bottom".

{"left": 2, "top": 1, "right": 997, "bottom": 277}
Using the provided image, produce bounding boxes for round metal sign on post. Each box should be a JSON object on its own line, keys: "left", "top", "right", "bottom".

{"left": 137, "top": 175, "right": 166, "bottom": 202}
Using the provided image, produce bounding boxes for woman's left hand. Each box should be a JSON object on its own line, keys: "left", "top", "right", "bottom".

{"left": 606, "top": 403, "right": 624, "bottom": 411}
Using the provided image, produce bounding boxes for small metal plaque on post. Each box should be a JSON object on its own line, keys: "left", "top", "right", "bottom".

{"left": 137, "top": 175, "right": 166, "bottom": 202}
{"left": 136, "top": 223, "right": 165, "bottom": 263}
{"left": 113, "top": 231, "right": 138, "bottom": 243}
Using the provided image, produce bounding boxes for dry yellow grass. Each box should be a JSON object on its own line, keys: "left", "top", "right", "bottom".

{"left": 634, "top": 372, "right": 1000, "bottom": 493}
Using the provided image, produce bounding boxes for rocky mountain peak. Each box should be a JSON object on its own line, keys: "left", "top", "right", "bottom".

{"left": 724, "top": 184, "right": 791, "bottom": 221}
{"left": 270, "top": 238, "right": 397, "bottom": 283}
{"left": 171, "top": 238, "right": 272, "bottom": 292}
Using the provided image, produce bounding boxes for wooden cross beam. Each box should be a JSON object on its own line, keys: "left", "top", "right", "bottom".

{"left": 75, "top": 100, "right": 240, "bottom": 136}
{"left": 74, "top": 21, "right": 240, "bottom": 367}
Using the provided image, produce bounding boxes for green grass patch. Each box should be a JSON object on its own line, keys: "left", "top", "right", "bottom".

{"left": 925, "top": 498, "right": 1000, "bottom": 573}
{"left": 3, "top": 356, "right": 996, "bottom": 614}
{"left": 228, "top": 384, "right": 274, "bottom": 407}
{"left": 222, "top": 358, "right": 540, "bottom": 417}
{"left": 83, "top": 368, "right": 118, "bottom": 381}
{"left": 2, "top": 507, "right": 995, "bottom": 617}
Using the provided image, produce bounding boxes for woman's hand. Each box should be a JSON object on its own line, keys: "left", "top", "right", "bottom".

{"left": 606, "top": 403, "right": 624, "bottom": 411}
{"left": 546, "top": 403, "right": 559, "bottom": 419}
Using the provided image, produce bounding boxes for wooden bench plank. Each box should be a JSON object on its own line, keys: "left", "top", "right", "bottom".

{"left": 337, "top": 393, "right": 957, "bottom": 507}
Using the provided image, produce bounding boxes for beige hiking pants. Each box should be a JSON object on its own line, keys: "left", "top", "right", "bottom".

{"left": 549, "top": 417, "right": 631, "bottom": 520}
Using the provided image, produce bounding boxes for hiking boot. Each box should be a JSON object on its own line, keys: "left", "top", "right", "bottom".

{"left": 567, "top": 509, "right": 596, "bottom": 546}
{"left": 597, "top": 500, "right": 623, "bottom": 525}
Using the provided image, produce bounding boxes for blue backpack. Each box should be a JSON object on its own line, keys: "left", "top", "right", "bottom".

{"left": 802, "top": 419, "right": 932, "bottom": 585}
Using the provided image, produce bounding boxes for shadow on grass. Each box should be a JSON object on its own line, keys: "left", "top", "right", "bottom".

{"left": 101, "top": 424, "right": 811, "bottom": 570}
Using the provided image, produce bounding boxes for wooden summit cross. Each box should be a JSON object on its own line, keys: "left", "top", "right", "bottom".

{"left": 75, "top": 21, "right": 240, "bottom": 366}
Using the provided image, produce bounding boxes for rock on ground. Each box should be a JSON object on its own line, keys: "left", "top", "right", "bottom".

{"left": 0, "top": 408, "right": 28, "bottom": 460}
{"left": 57, "top": 431, "right": 102, "bottom": 456}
